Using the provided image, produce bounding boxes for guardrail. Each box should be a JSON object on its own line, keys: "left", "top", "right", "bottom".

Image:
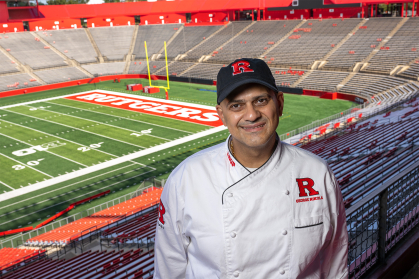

{"left": 0, "top": 182, "right": 155, "bottom": 249}
{"left": 346, "top": 161, "right": 419, "bottom": 278}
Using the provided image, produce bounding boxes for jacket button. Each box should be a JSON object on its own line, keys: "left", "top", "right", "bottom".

{"left": 233, "top": 271, "right": 239, "bottom": 277}
{"left": 282, "top": 230, "right": 287, "bottom": 235}
{"left": 230, "top": 232, "right": 237, "bottom": 238}
{"left": 227, "top": 192, "right": 233, "bottom": 197}
{"left": 279, "top": 269, "right": 285, "bottom": 275}
{"left": 284, "top": 190, "right": 290, "bottom": 195}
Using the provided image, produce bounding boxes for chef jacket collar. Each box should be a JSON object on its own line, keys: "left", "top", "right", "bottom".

{"left": 222, "top": 134, "right": 282, "bottom": 204}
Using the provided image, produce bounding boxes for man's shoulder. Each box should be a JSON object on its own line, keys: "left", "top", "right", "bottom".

{"left": 281, "top": 141, "right": 329, "bottom": 171}
{"left": 170, "top": 141, "right": 225, "bottom": 177}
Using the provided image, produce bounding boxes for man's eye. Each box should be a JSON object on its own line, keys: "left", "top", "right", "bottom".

{"left": 257, "top": 98, "right": 268, "bottom": 104}
{"left": 230, "top": 104, "right": 240, "bottom": 109}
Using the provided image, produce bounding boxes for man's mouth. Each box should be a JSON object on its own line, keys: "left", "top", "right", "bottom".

{"left": 240, "top": 123, "right": 266, "bottom": 132}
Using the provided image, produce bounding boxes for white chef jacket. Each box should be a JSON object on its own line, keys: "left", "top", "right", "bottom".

{"left": 154, "top": 135, "right": 348, "bottom": 279}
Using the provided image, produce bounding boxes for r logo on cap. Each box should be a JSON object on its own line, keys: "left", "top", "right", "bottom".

{"left": 231, "top": 60, "right": 254, "bottom": 76}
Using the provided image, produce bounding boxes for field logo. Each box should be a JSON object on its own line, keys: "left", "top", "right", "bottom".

{"left": 12, "top": 141, "right": 66, "bottom": 157}
{"left": 66, "top": 93, "right": 223, "bottom": 127}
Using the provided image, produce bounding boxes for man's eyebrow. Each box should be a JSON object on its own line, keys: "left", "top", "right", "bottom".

{"left": 227, "top": 94, "right": 271, "bottom": 105}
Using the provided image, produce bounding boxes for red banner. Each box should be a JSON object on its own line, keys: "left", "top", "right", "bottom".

{"left": 66, "top": 92, "right": 223, "bottom": 127}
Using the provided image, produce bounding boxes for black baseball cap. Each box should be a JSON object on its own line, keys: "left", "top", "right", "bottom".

{"left": 216, "top": 58, "right": 278, "bottom": 104}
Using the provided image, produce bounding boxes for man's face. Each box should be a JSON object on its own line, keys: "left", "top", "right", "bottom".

{"left": 216, "top": 84, "right": 284, "bottom": 148}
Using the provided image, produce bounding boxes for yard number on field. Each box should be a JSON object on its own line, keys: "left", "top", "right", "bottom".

{"left": 131, "top": 129, "right": 153, "bottom": 137}
{"left": 12, "top": 158, "right": 44, "bottom": 170}
{"left": 78, "top": 142, "right": 104, "bottom": 152}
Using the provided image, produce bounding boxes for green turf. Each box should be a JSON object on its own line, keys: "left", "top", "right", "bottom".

{"left": 0, "top": 78, "right": 354, "bottom": 241}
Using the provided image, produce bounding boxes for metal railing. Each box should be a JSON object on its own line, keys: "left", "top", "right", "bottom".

{"left": 0, "top": 183, "right": 154, "bottom": 249}
{"left": 346, "top": 161, "right": 419, "bottom": 278}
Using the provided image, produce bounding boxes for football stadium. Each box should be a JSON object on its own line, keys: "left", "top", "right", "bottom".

{"left": 0, "top": 0, "right": 418, "bottom": 278}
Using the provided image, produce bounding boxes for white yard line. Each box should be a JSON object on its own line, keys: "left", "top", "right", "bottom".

{"left": 0, "top": 125, "right": 227, "bottom": 202}
{"left": 46, "top": 100, "right": 193, "bottom": 134}
{"left": 0, "top": 163, "right": 138, "bottom": 212}
{"left": 29, "top": 104, "right": 171, "bottom": 142}
{"left": 0, "top": 89, "right": 216, "bottom": 110}
{"left": 0, "top": 168, "right": 156, "bottom": 226}
{"left": 0, "top": 153, "right": 53, "bottom": 178}
{"left": 0, "top": 119, "right": 149, "bottom": 168}
{"left": 0, "top": 181, "right": 14, "bottom": 191}
{"left": 0, "top": 132, "right": 88, "bottom": 168}
{"left": 3, "top": 108, "right": 146, "bottom": 149}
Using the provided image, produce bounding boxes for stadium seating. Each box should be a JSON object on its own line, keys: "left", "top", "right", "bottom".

{"left": 1, "top": 248, "right": 155, "bottom": 279}
{"left": 301, "top": 106, "right": 419, "bottom": 208}
{"left": 26, "top": 188, "right": 162, "bottom": 245}
{"left": 323, "top": 18, "right": 402, "bottom": 71}
{"left": 179, "top": 62, "right": 224, "bottom": 81}
{"left": 397, "top": 60, "right": 419, "bottom": 80}
{"left": 266, "top": 19, "right": 360, "bottom": 69}
{"left": 207, "top": 20, "right": 302, "bottom": 63}
{"left": 270, "top": 67, "right": 306, "bottom": 87}
{"left": 0, "top": 73, "right": 41, "bottom": 91}
{"left": 155, "top": 61, "right": 196, "bottom": 76}
{"left": 133, "top": 24, "right": 182, "bottom": 59}
{"left": 297, "top": 70, "right": 350, "bottom": 92}
{"left": 34, "top": 67, "right": 89, "bottom": 84}
{"left": 89, "top": 26, "right": 135, "bottom": 61}
{"left": 0, "top": 51, "right": 19, "bottom": 75}
{"left": 339, "top": 73, "right": 411, "bottom": 101}
{"left": 82, "top": 62, "right": 126, "bottom": 76}
{"left": 363, "top": 18, "right": 419, "bottom": 75}
{"left": 0, "top": 32, "right": 67, "bottom": 69}
{"left": 128, "top": 61, "right": 167, "bottom": 75}
{"left": 165, "top": 25, "right": 223, "bottom": 59}
{"left": 182, "top": 21, "right": 253, "bottom": 61}
{"left": 36, "top": 29, "right": 98, "bottom": 64}
{"left": 0, "top": 248, "right": 46, "bottom": 271}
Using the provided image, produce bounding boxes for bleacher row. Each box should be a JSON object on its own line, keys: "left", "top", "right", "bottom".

{"left": 301, "top": 104, "right": 419, "bottom": 208}
{"left": 1, "top": 248, "right": 154, "bottom": 279}
{"left": 26, "top": 187, "right": 162, "bottom": 246}
{"left": 1, "top": 18, "right": 419, "bottom": 104}
{"left": 0, "top": 248, "right": 46, "bottom": 271}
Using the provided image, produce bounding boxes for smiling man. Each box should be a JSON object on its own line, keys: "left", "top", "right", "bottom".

{"left": 154, "top": 58, "right": 348, "bottom": 279}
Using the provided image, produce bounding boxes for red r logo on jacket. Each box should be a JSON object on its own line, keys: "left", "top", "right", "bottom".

{"left": 159, "top": 201, "right": 166, "bottom": 225}
{"left": 296, "top": 178, "right": 319, "bottom": 197}
{"left": 231, "top": 60, "right": 254, "bottom": 76}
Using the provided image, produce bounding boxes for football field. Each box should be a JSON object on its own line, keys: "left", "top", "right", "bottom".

{"left": 0, "top": 79, "right": 354, "bottom": 235}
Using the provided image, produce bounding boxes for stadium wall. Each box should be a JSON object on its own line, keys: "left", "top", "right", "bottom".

{"left": 265, "top": 9, "right": 311, "bottom": 20}
{"left": 140, "top": 13, "right": 186, "bottom": 25}
{"left": 28, "top": 19, "right": 81, "bottom": 31}
{"left": 86, "top": 16, "right": 135, "bottom": 28}
{"left": 312, "top": 7, "right": 362, "bottom": 18}
{"left": 0, "top": 22, "right": 24, "bottom": 33}
{"left": 191, "top": 12, "right": 228, "bottom": 23}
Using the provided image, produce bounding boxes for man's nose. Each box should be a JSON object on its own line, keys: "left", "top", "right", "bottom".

{"left": 243, "top": 103, "right": 261, "bottom": 122}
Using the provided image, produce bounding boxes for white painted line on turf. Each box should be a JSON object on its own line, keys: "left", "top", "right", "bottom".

{"left": 0, "top": 163, "right": 138, "bottom": 212}
{"left": 29, "top": 104, "right": 172, "bottom": 142}
{"left": 0, "top": 132, "right": 88, "bottom": 168}
{"left": 0, "top": 152, "right": 53, "bottom": 178}
{"left": 0, "top": 168, "right": 156, "bottom": 226}
{"left": 0, "top": 118, "right": 143, "bottom": 168}
{"left": 0, "top": 180, "right": 14, "bottom": 190}
{"left": 0, "top": 89, "right": 216, "bottom": 110}
{"left": 4, "top": 108, "right": 146, "bottom": 149}
{"left": 0, "top": 125, "right": 227, "bottom": 202}
{"left": 45, "top": 100, "right": 193, "bottom": 134}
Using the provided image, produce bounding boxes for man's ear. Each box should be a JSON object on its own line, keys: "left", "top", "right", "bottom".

{"left": 277, "top": 91, "right": 284, "bottom": 117}
{"left": 216, "top": 104, "right": 227, "bottom": 126}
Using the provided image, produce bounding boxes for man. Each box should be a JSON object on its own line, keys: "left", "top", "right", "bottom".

{"left": 154, "top": 58, "right": 348, "bottom": 279}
